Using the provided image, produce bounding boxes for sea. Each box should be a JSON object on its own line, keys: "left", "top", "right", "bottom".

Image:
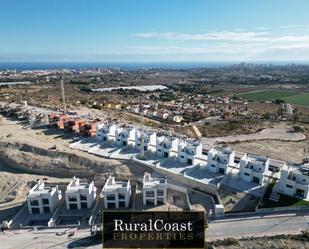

{"left": 0, "top": 61, "right": 308, "bottom": 71}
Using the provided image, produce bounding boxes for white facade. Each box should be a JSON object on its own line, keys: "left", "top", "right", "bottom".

{"left": 277, "top": 164, "right": 309, "bottom": 200}
{"left": 96, "top": 123, "right": 117, "bottom": 142}
{"left": 135, "top": 130, "right": 157, "bottom": 153}
{"left": 173, "top": 115, "right": 184, "bottom": 123}
{"left": 156, "top": 136, "right": 179, "bottom": 158}
{"left": 65, "top": 177, "right": 97, "bottom": 210}
{"left": 115, "top": 126, "right": 136, "bottom": 146}
{"left": 143, "top": 173, "right": 167, "bottom": 206}
{"left": 178, "top": 140, "right": 203, "bottom": 165}
{"left": 162, "top": 113, "right": 169, "bottom": 120}
{"left": 207, "top": 148, "right": 235, "bottom": 174}
{"left": 27, "top": 180, "right": 62, "bottom": 214}
{"left": 239, "top": 154, "right": 270, "bottom": 185}
{"left": 102, "top": 176, "right": 131, "bottom": 209}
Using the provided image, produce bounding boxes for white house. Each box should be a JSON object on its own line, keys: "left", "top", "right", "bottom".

{"left": 143, "top": 172, "right": 167, "bottom": 206}
{"left": 65, "top": 177, "right": 97, "bottom": 210}
{"left": 156, "top": 136, "right": 179, "bottom": 158}
{"left": 96, "top": 123, "right": 117, "bottom": 142}
{"left": 173, "top": 115, "right": 184, "bottom": 123}
{"left": 276, "top": 164, "right": 309, "bottom": 200}
{"left": 27, "top": 180, "right": 62, "bottom": 214}
{"left": 115, "top": 126, "right": 136, "bottom": 146}
{"left": 101, "top": 176, "right": 131, "bottom": 209}
{"left": 178, "top": 140, "right": 203, "bottom": 165}
{"left": 207, "top": 148, "right": 235, "bottom": 174}
{"left": 162, "top": 113, "right": 169, "bottom": 120}
{"left": 135, "top": 130, "right": 157, "bottom": 153}
{"left": 239, "top": 154, "right": 270, "bottom": 185}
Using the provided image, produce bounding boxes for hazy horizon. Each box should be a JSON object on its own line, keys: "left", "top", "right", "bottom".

{"left": 2, "top": 60, "right": 309, "bottom": 71}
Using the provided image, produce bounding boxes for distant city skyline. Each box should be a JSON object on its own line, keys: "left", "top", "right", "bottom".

{"left": 1, "top": 0, "right": 309, "bottom": 62}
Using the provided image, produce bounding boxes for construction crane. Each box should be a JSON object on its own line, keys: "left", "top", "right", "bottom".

{"left": 60, "top": 76, "right": 67, "bottom": 115}
{"left": 139, "top": 97, "right": 145, "bottom": 160}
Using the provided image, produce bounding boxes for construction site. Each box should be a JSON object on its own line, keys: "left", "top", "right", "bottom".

{"left": 0, "top": 74, "right": 308, "bottom": 249}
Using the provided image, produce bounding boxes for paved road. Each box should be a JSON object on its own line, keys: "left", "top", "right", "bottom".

{"left": 1, "top": 212, "right": 309, "bottom": 248}
{"left": 0, "top": 229, "right": 101, "bottom": 249}
{"left": 206, "top": 212, "right": 309, "bottom": 241}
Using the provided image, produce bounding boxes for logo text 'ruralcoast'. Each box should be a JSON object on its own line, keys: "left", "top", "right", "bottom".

{"left": 102, "top": 211, "right": 205, "bottom": 248}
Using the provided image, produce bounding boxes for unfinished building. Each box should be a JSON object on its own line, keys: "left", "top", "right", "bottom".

{"left": 143, "top": 172, "right": 167, "bottom": 206}
{"left": 27, "top": 180, "right": 62, "bottom": 214}
{"left": 65, "top": 177, "right": 97, "bottom": 210}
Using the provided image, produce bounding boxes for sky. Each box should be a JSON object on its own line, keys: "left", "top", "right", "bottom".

{"left": 1, "top": 0, "right": 309, "bottom": 62}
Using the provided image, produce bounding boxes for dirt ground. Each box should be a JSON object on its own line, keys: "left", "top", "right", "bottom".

{"left": 218, "top": 186, "right": 259, "bottom": 212}
{"left": 0, "top": 163, "right": 72, "bottom": 211}
{"left": 209, "top": 233, "right": 309, "bottom": 249}
{"left": 0, "top": 115, "right": 147, "bottom": 218}
{"left": 0, "top": 116, "right": 136, "bottom": 175}
{"left": 225, "top": 122, "right": 309, "bottom": 163}
{"left": 229, "top": 139, "right": 309, "bottom": 164}
{"left": 202, "top": 122, "right": 306, "bottom": 146}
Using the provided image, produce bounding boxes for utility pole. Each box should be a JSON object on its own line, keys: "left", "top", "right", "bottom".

{"left": 139, "top": 97, "right": 145, "bottom": 160}
{"left": 60, "top": 76, "right": 67, "bottom": 115}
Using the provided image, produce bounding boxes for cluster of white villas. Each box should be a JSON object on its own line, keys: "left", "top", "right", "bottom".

{"left": 27, "top": 173, "right": 168, "bottom": 214}
{"left": 96, "top": 123, "right": 309, "bottom": 201}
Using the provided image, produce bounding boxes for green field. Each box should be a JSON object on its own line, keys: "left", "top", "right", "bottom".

{"left": 238, "top": 90, "right": 309, "bottom": 106}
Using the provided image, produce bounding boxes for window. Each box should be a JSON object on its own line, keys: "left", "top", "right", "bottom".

{"left": 80, "top": 195, "right": 87, "bottom": 201}
{"left": 42, "top": 198, "right": 49, "bottom": 205}
{"left": 69, "top": 203, "right": 78, "bottom": 209}
{"left": 119, "top": 201, "right": 125, "bottom": 208}
{"left": 286, "top": 184, "right": 293, "bottom": 189}
{"left": 107, "top": 203, "right": 116, "bottom": 209}
{"left": 244, "top": 173, "right": 250, "bottom": 176}
{"left": 30, "top": 200, "right": 39, "bottom": 206}
{"left": 118, "top": 193, "right": 125, "bottom": 200}
{"left": 31, "top": 208, "right": 40, "bottom": 214}
{"left": 146, "top": 191, "right": 155, "bottom": 197}
{"left": 181, "top": 156, "right": 184, "bottom": 158}
{"left": 157, "top": 190, "right": 164, "bottom": 196}
{"left": 68, "top": 196, "right": 77, "bottom": 202}
{"left": 107, "top": 194, "right": 115, "bottom": 200}
{"left": 157, "top": 198, "right": 164, "bottom": 204}
{"left": 211, "top": 164, "right": 216, "bottom": 168}
{"left": 146, "top": 199, "right": 155, "bottom": 205}
{"left": 43, "top": 206, "right": 50, "bottom": 213}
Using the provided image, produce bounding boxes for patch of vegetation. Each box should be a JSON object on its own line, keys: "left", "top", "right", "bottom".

{"left": 259, "top": 179, "right": 276, "bottom": 208}
{"left": 208, "top": 231, "right": 309, "bottom": 249}
{"left": 239, "top": 90, "right": 300, "bottom": 101}
{"left": 293, "top": 125, "right": 304, "bottom": 132}
{"left": 260, "top": 180, "right": 309, "bottom": 208}
{"left": 284, "top": 93, "right": 309, "bottom": 106}
{"left": 200, "top": 119, "right": 264, "bottom": 137}
{"left": 238, "top": 90, "right": 309, "bottom": 106}
{"left": 211, "top": 237, "right": 240, "bottom": 247}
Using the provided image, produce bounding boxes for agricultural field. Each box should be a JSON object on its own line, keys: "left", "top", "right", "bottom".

{"left": 238, "top": 90, "right": 309, "bottom": 106}
{"left": 283, "top": 93, "right": 309, "bottom": 106}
